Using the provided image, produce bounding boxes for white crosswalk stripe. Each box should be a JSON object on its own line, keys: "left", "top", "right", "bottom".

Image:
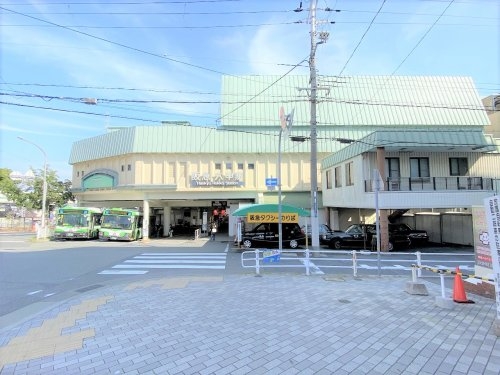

{"left": 98, "top": 252, "right": 227, "bottom": 275}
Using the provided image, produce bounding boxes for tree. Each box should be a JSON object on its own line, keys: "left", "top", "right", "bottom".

{"left": 0, "top": 167, "right": 74, "bottom": 211}
{"left": 0, "top": 168, "right": 23, "bottom": 204}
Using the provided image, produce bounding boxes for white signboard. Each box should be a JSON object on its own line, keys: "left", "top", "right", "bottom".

{"left": 484, "top": 196, "right": 500, "bottom": 321}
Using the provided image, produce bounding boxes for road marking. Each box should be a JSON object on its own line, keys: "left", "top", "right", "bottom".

{"left": 27, "top": 290, "right": 43, "bottom": 295}
{"left": 300, "top": 259, "right": 324, "bottom": 275}
{"left": 113, "top": 264, "right": 225, "bottom": 269}
{"left": 99, "top": 252, "right": 227, "bottom": 274}
{"left": 98, "top": 270, "right": 148, "bottom": 275}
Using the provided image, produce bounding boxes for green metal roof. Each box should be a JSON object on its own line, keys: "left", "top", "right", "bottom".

{"left": 232, "top": 203, "right": 310, "bottom": 217}
{"left": 69, "top": 123, "right": 340, "bottom": 164}
{"left": 322, "top": 130, "right": 497, "bottom": 169}
{"left": 220, "top": 75, "right": 489, "bottom": 128}
{"left": 69, "top": 75, "right": 491, "bottom": 164}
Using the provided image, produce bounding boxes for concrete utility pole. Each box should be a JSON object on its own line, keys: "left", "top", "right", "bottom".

{"left": 308, "top": 0, "right": 324, "bottom": 251}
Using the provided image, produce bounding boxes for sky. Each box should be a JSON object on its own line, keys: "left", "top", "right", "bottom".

{"left": 1, "top": 0, "right": 499, "bottom": 181}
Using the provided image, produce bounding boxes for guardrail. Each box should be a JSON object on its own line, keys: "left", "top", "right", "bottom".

{"left": 241, "top": 248, "right": 474, "bottom": 277}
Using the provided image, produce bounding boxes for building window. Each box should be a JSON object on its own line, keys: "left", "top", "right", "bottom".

{"left": 76, "top": 171, "right": 79, "bottom": 177}
{"left": 345, "top": 162, "right": 354, "bottom": 186}
{"left": 215, "top": 163, "right": 221, "bottom": 171}
{"left": 335, "top": 166, "right": 342, "bottom": 187}
{"left": 127, "top": 164, "right": 131, "bottom": 171}
{"left": 449, "top": 157, "right": 468, "bottom": 176}
{"left": 410, "top": 157, "right": 430, "bottom": 178}
{"left": 326, "top": 170, "right": 332, "bottom": 189}
{"left": 226, "top": 162, "right": 232, "bottom": 170}
{"left": 248, "top": 163, "right": 255, "bottom": 170}
{"left": 121, "top": 165, "right": 124, "bottom": 172}
{"left": 237, "top": 163, "right": 244, "bottom": 170}
{"left": 385, "top": 158, "right": 400, "bottom": 179}
{"left": 81, "top": 171, "right": 84, "bottom": 176}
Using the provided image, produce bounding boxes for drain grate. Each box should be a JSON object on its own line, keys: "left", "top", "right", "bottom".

{"left": 76, "top": 284, "right": 104, "bottom": 293}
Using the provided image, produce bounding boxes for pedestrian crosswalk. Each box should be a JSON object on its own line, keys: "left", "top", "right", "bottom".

{"left": 98, "top": 252, "right": 227, "bottom": 275}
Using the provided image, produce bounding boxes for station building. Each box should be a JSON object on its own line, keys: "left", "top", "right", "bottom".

{"left": 69, "top": 75, "right": 500, "bottom": 242}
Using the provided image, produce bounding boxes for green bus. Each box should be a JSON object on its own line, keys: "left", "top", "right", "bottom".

{"left": 99, "top": 208, "right": 143, "bottom": 241}
{"left": 54, "top": 207, "right": 103, "bottom": 240}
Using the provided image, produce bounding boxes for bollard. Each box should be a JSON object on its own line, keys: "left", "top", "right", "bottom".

{"left": 405, "top": 264, "right": 428, "bottom": 295}
{"left": 416, "top": 251, "right": 422, "bottom": 278}
{"left": 305, "top": 248, "right": 310, "bottom": 276}
{"left": 255, "top": 248, "right": 261, "bottom": 276}
{"left": 435, "top": 271, "right": 454, "bottom": 309}
{"left": 439, "top": 272, "right": 446, "bottom": 298}
{"left": 411, "top": 266, "right": 418, "bottom": 283}
{"left": 352, "top": 250, "right": 357, "bottom": 278}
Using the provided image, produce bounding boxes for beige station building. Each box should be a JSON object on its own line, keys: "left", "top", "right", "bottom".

{"left": 69, "top": 75, "right": 500, "bottom": 244}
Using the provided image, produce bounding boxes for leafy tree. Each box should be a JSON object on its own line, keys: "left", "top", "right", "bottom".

{"left": 0, "top": 167, "right": 74, "bottom": 211}
{"left": 0, "top": 168, "right": 23, "bottom": 203}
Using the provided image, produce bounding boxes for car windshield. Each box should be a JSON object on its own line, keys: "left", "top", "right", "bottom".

{"left": 345, "top": 225, "right": 362, "bottom": 234}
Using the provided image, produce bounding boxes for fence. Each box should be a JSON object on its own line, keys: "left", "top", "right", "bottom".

{"left": 0, "top": 217, "right": 37, "bottom": 232}
{"left": 241, "top": 249, "right": 474, "bottom": 277}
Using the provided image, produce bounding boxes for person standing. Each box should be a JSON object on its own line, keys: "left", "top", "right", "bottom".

{"left": 210, "top": 223, "right": 217, "bottom": 241}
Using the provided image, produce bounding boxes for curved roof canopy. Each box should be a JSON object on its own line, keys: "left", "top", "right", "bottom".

{"left": 232, "top": 204, "right": 310, "bottom": 217}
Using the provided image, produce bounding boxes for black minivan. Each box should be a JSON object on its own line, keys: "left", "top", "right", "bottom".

{"left": 241, "top": 222, "right": 306, "bottom": 249}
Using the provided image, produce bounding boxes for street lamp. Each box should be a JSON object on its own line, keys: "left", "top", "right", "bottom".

{"left": 17, "top": 137, "right": 48, "bottom": 238}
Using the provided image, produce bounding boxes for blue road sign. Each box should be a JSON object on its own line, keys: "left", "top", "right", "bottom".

{"left": 266, "top": 178, "right": 278, "bottom": 186}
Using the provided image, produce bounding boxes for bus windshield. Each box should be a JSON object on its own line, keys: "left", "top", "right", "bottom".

{"left": 101, "top": 215, "right": 133, "bottom": 230}
{"left": 57, "top": 214, "right": 88, "bottom": 227}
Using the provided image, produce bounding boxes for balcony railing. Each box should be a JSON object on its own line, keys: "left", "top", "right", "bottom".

{"left": 364, "top": 177, "right": 494, "bottom": 192}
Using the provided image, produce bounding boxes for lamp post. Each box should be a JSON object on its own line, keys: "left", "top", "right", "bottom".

{"left": 17, "top": 137, "right": 47, "bottom": 238}
{"left": 278, "top": 108, "right": 294, "bottom": 251}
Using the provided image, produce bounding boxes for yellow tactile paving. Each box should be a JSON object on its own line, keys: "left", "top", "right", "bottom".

{"left": 0, "top": 296, "right": 112, "bottom": 370}
{"left": 125, "top": 276, "right": 223, "bottom": 290}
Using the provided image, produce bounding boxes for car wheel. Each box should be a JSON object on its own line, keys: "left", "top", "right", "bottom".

{"left": 242, "top": 239, "right": 253, "bottom": 248}
{"left": 330, "top": 239, "right": 342, "bottom": 250}
{"left": 387, "top": 241, "right": 394, "bottom": 251}
{"left": 289, "top": 239, "right": 298, "bottom": 249}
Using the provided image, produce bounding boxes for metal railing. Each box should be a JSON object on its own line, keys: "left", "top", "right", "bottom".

{"left": 364, "top": 176, "right": 494, "bottom": 192}
{"left": 241, "top": 249, "right": 474, "bottom": 277}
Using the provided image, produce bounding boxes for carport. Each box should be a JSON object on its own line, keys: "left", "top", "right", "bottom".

{"left": 232, "top": 203, "right": 311, "bottom": 250}
{"left": 232, "top": 203, "right": 310, "bottom": 218}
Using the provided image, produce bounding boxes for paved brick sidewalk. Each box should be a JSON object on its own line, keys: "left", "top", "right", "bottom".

{"left": 0, "top": 273, "right": 499, "bottom": 375}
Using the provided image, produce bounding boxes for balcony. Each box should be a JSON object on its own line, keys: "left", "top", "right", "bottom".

{"left": 364, "top": 177, "right": 494, "bottom": 192}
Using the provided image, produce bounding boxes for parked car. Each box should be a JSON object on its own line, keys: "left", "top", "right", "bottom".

{"left": 327, "top": 223, "right": 411, "bottom": 251}
{"left": 301, "top": 223, "right": 344, "bottom": 246}
{"left": 389, "top": 223, "right": 429, "bottom": 247}
{"left": 241, "top": 222, "right": 306, "bottom": 249}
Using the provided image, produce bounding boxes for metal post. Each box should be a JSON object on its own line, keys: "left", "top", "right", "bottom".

{"left": 353, "top": 250, "right": 358, "bottom": 277}
{"left": 18, "top": 137, "right": 47, "bottom": 238}
{"left": 255, "top": 248, "right": 261, "bottom": 276}
{"left": 305, "top": 248, "right": 310, "bottom": 276}
{"left": 439, "top": 272, "right": 446, "bottom": 298}
{"left": 278, "top": 128, "right": 283, "bottom": 252}
{"left": 411, "top": 266, "right": 418, "bottom": 283}
{"left": 374, "top": 169, "right": 381, "bottom": 276}
{"left": 416, "top": 251, "right": 422, "bottom": 277}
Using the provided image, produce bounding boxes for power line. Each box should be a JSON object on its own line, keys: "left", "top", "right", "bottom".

{"left": 0, "top": 6, "right": 231, "bottom": 77}
{"left": 336, "top": 0, "right": 386, "bottom": 77}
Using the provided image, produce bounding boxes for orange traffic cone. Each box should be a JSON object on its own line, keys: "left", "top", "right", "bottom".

{"left": 453, "top": 266, "right": 474, "bottom": 304}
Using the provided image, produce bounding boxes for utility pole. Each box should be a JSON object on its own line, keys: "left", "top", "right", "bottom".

{"left": 309, "top": 0, "right": 322, "bottom": 252}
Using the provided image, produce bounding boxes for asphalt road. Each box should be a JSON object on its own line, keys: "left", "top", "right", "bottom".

{"left": 0, "top": 232, "right": 475, "bottom": 329}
